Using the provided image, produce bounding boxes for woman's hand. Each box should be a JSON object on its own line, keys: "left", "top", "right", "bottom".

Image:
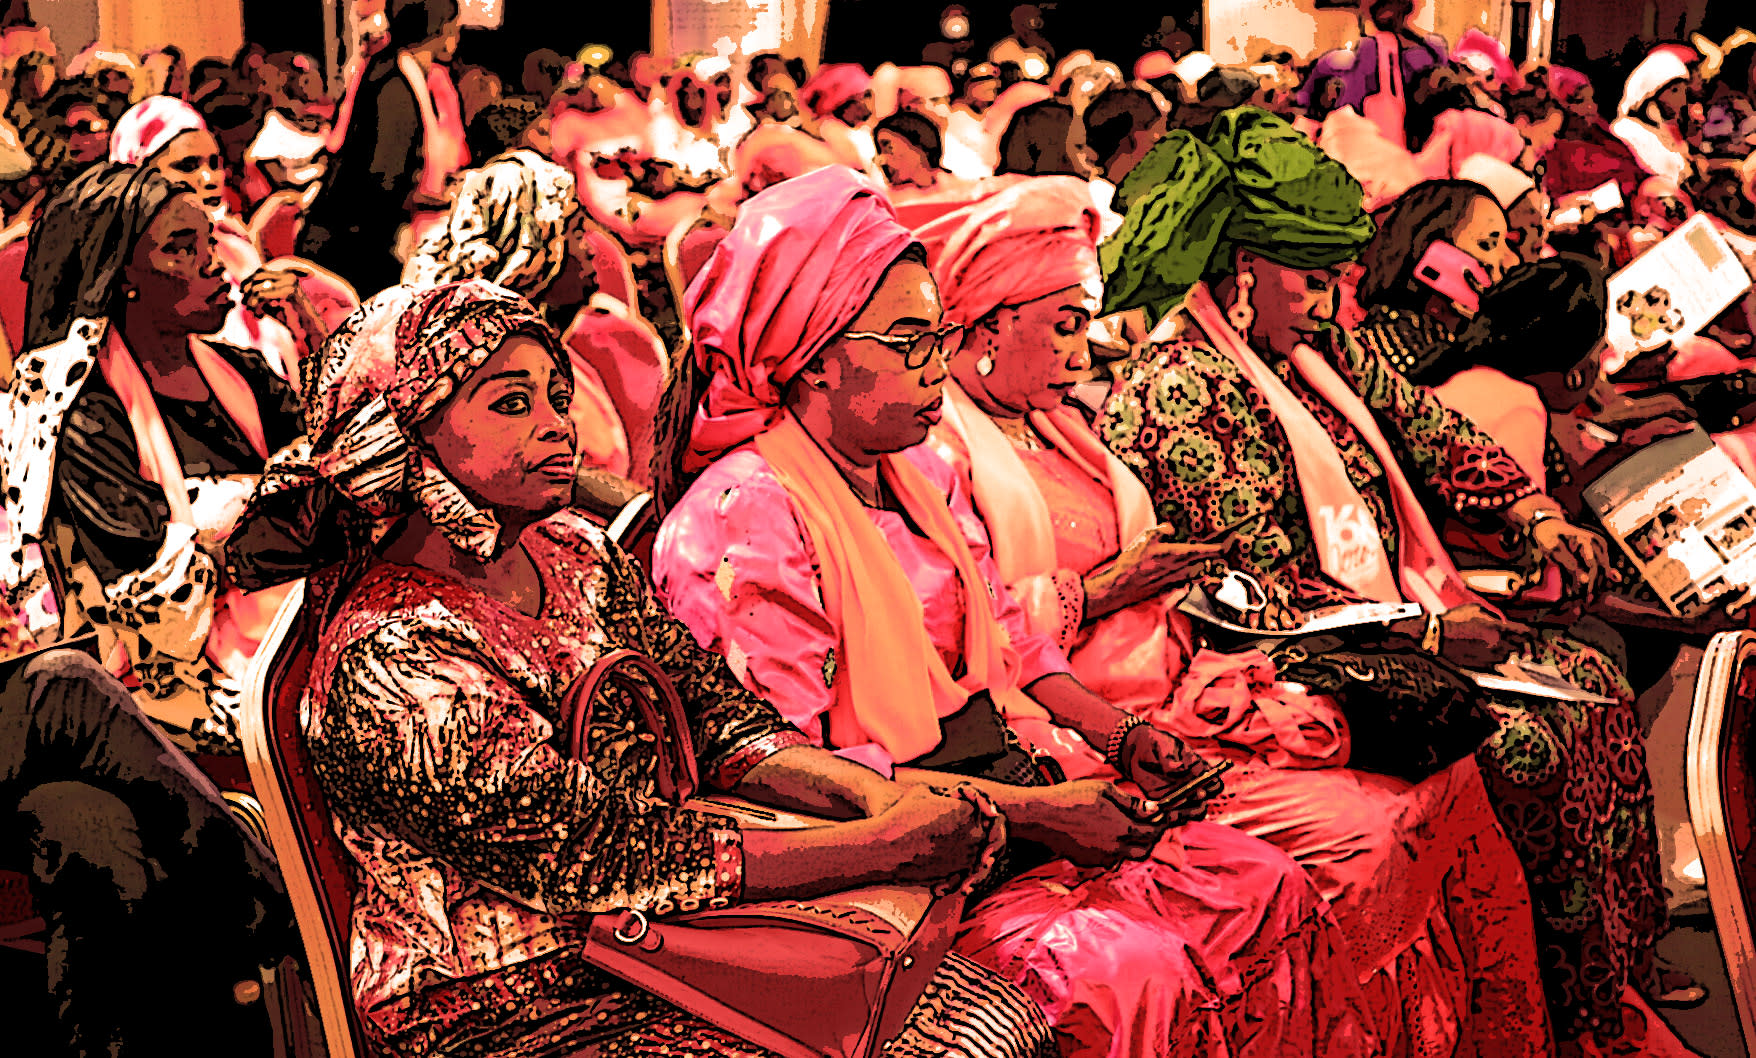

{"left": 870, "top": 785, "right": 1001, "bottom": 888}
{"left": 1018, "top": 780, "right": 1170, "bottom": 868}
{"left": 1439, "top": 603, "right": 1538, "bottom": 668}
{"left": 241, "top": 264, "right": 326, "bottom": 349}
{"left": 1119, "top": 724, "right": 1210, "bottom": 802}
{"left": 1084, "top": 527, "right": 1226, "bottom": 620}
{"left": 1529, "top": 517, "right": 1617, "bottom": 600}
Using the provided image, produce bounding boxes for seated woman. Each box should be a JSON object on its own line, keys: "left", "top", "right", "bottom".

{"left": 225, "top": 279, "right": 1056, "bottom": 1058}
{"left": 1349, "top": 178, "right": 1520, "bottom": 379}
{"left": 400, "top": 148, "right": 658, "bottom": 480}
{"left": 651, "top": 164, "right": 1379, "bottom": 1058}
{"left": 874, "top": 110, "right": 956, "bottom": 198}
{"left": 4, "top": 163, "right": 304, "bottom": 755}
{"left": 108, "top": 94, "right": 354, "bottom": 382}
{"left": 916, "top": 174, "right": 1552, "bottom": 1054}
{"left": 1097, "top": 107, "right": 1682, "bottom": 1053}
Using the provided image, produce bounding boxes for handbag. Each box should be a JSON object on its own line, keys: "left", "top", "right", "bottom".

{"left": 566, "top": 648, "right": 967, "bottom": 1058}
{"left": 1267, "top": 634, "right": 1499, "bottom": 783}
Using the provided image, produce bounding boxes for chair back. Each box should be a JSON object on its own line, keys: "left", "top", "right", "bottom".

{"left": 1688, "top": 629, "right": 1756, "bottom": 1052}
{"left": 239, "top": 581, "right": 368, "bottom": 1058}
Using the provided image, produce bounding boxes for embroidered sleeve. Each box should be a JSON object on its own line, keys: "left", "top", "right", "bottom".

{"left": 1100, "top": 341, "right": 1363, "bottom": 613}
{"left": 313, "top": 620, "right": 743, "bottom": 915}
{"left": 1335, "top": 331, "right": 1538, "bottom": 520}
{"left": 595, "top": 536, "right": 804, "bottom": 794}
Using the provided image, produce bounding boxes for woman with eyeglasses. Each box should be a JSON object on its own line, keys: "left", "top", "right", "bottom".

{"left": 651, "top": 164, "right": 1380, "bottom": 1058}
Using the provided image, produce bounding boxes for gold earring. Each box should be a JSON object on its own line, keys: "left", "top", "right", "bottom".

{"left": 1227, "top": 270, "right": 1255, "bottom": 334}
{"left": 123, "top": 287, "right": 139, "bottom": 301}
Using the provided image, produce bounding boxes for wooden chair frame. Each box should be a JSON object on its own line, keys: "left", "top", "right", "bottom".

{"left": 1687, "top": 629, "right": 1756, "bottom": 1052}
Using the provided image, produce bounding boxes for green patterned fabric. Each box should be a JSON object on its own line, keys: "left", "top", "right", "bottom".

{"left": 1100, "top": 107, "right": 1375, "bottom": 324}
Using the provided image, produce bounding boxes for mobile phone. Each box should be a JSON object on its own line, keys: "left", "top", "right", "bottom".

{"left": 1153, "top": 760, "right": 1234, "bottom": 814}
{"left": 1413, "top": 241, "right": 1491, "bottom": 313}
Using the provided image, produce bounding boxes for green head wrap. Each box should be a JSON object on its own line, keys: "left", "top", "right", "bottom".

{"left": 1100, "top": 106, "right": 1375, "bottom": 324}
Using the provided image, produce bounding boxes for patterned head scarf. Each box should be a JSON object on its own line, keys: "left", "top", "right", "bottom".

{"left": 402, "top": 150, "right": 578, "bottom": 298}
{"left": 681, "top": 165, "right": 917, "bottom": 470}
{"left": 1100, "top": 105, "right": 1375, "bottom": 324}
{"left": 109, "top": 95, "right": 208, "bottom": 165}
{"left": 229, "top": 281, "right": 567, "bottom": 592}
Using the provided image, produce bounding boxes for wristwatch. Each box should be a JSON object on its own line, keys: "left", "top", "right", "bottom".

{"left": 1104, "top": 715, "right": 1147, "bottom": 770}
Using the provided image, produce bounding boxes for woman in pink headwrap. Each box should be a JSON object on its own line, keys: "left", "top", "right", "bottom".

{"left": 799, "top": 63, "right": 882, "bottom": 177}
{"left": 916, "top": 175, "right": 1554, "bottom": 1057}
{"left": 106, "top": 95, "right": 358, "bottom": 382}
{"left": 650, "top": 164, "right": 1382, "bottom": 1058}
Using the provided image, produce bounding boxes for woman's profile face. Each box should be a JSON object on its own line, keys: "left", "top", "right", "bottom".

{"left": 1449, "top": 196, "right": 1518, "bottom": 286}
{"left": 1504, "top": 192, "right": 1548, "bottom": 264}
{"left": 151, "top": 129, "right": 227, "bottom": 214}
{"left": 802, "top": 257, "right": 950, "bottom": 457}
{"left": 127, "top": 193, "right": 230, "bottom": 334}
{"left": 1247, "top": 255, "right": 1338, "bottom": 345}
{"left": 977, "top": 284, "right": 1094, "bottom": 413}
{"left": 875, "top": 128, "right": 931, "bottom": 185}
{"left": 421, "top": 334, "right": 578, "bottom": 521}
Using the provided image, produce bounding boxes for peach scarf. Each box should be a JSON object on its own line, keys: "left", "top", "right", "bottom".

{"left": 1184, "top": 284, "right": 1481, "bottom": 612}
{"left": 939, "top": 382, "right": 1152, "bottom": 582}
{"left": 753, "top": 413, "right": 1043, "bottom": 763}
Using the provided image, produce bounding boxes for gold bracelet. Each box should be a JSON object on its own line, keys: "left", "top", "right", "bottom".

{"left": 1420, "top": 611, "right": 1443, "bottom": 655}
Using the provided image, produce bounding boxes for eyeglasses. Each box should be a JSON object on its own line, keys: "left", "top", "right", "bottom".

{"left": 840, "top": 323, "right": 961, "bottom": 370}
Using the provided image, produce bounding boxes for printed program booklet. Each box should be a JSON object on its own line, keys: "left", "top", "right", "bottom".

{"left": 1603, "top": 213, "right": 1752, "bottom": 374}
{"left": 1582, "top": 426, "right": 1756, "bottom": 617}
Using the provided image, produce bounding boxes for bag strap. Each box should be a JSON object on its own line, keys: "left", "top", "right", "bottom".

{"left": 567, "top": 648, "right": 700, "bottom": 802}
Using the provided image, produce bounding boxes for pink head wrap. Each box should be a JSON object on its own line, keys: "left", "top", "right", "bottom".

{"left": 1548, "top": 65, "right": 1592, "bottom": 103}
{"left": 1135, "top": 51, "right": 1177, "bottom": 82}
{"left": 913, "top": 176, "right": 1101, "bottom": 326}
{"left": 109, "top": 95, "right": 208, "bottom": 166}
{"left": 683, "top": 166, "right": 918, "bottom": 469}
{"left": 800, "top": 64, "right": 872, "bottom": 118}
{"left": 1454, "top": 29, "right": 1525, "bottom": 90}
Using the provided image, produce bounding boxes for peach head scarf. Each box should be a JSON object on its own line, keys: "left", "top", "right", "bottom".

{"left": 915, "top": 176, "right": 1155, "bottom": 583}
{"left": 682, "top": 163, "right": 1037, "bottom": 763}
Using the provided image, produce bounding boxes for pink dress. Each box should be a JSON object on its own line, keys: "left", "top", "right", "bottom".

{"left": 929, "top": 427, "right": 1553, "bottom": 1057}
{"left": 654, "top": 443, "right": 1383, "bottom": 1058}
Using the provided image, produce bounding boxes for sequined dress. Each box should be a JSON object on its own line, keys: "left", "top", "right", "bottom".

{"left": 303, "top": 511, "right": 1057, "bottom": 1058}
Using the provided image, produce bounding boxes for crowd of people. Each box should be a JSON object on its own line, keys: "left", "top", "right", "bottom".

{"left": 6, "top": 0, "right": 1756, "bottom": 1054}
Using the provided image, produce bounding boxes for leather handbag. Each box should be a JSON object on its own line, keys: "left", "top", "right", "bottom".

{"left": 565, "top": 649, "right": 967, "bottom": 1058}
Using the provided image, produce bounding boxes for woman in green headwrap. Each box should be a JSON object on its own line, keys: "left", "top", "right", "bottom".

{"left": 1097, "top": 107, "right": 1683, "bottom": 1052}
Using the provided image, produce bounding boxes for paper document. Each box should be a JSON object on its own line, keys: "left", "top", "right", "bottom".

{"left": 1582, "top": 426, "right": 1756, "bottom": 616}
{"left": 1604, "top": 213, "right": 1752, "bottom": 372}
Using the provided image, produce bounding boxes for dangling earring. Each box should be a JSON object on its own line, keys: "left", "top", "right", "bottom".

{"left": 975, "top": 353, "right": 995, "bottom": 376}
{"left": 1227, "top": 270, "right": 1255, "bottom": 334}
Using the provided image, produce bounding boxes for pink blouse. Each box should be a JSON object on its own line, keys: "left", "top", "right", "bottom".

{"left": 653, "top": 443, "right": 1071, "bottom": 776}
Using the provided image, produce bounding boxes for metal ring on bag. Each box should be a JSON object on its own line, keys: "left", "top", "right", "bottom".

{"left": 1344, "top": 664, "right": 1377, "bottom": 683}
{"left": 613, "top": 909, "right": 650, "bottom": 945}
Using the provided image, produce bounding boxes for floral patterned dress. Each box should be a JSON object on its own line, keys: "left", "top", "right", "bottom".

{"left": 303, "top": 511, "right": 1056, "bottom": 1058}
{"left": 1100, "top": 330, "right": 1667, "bottom": 1043}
